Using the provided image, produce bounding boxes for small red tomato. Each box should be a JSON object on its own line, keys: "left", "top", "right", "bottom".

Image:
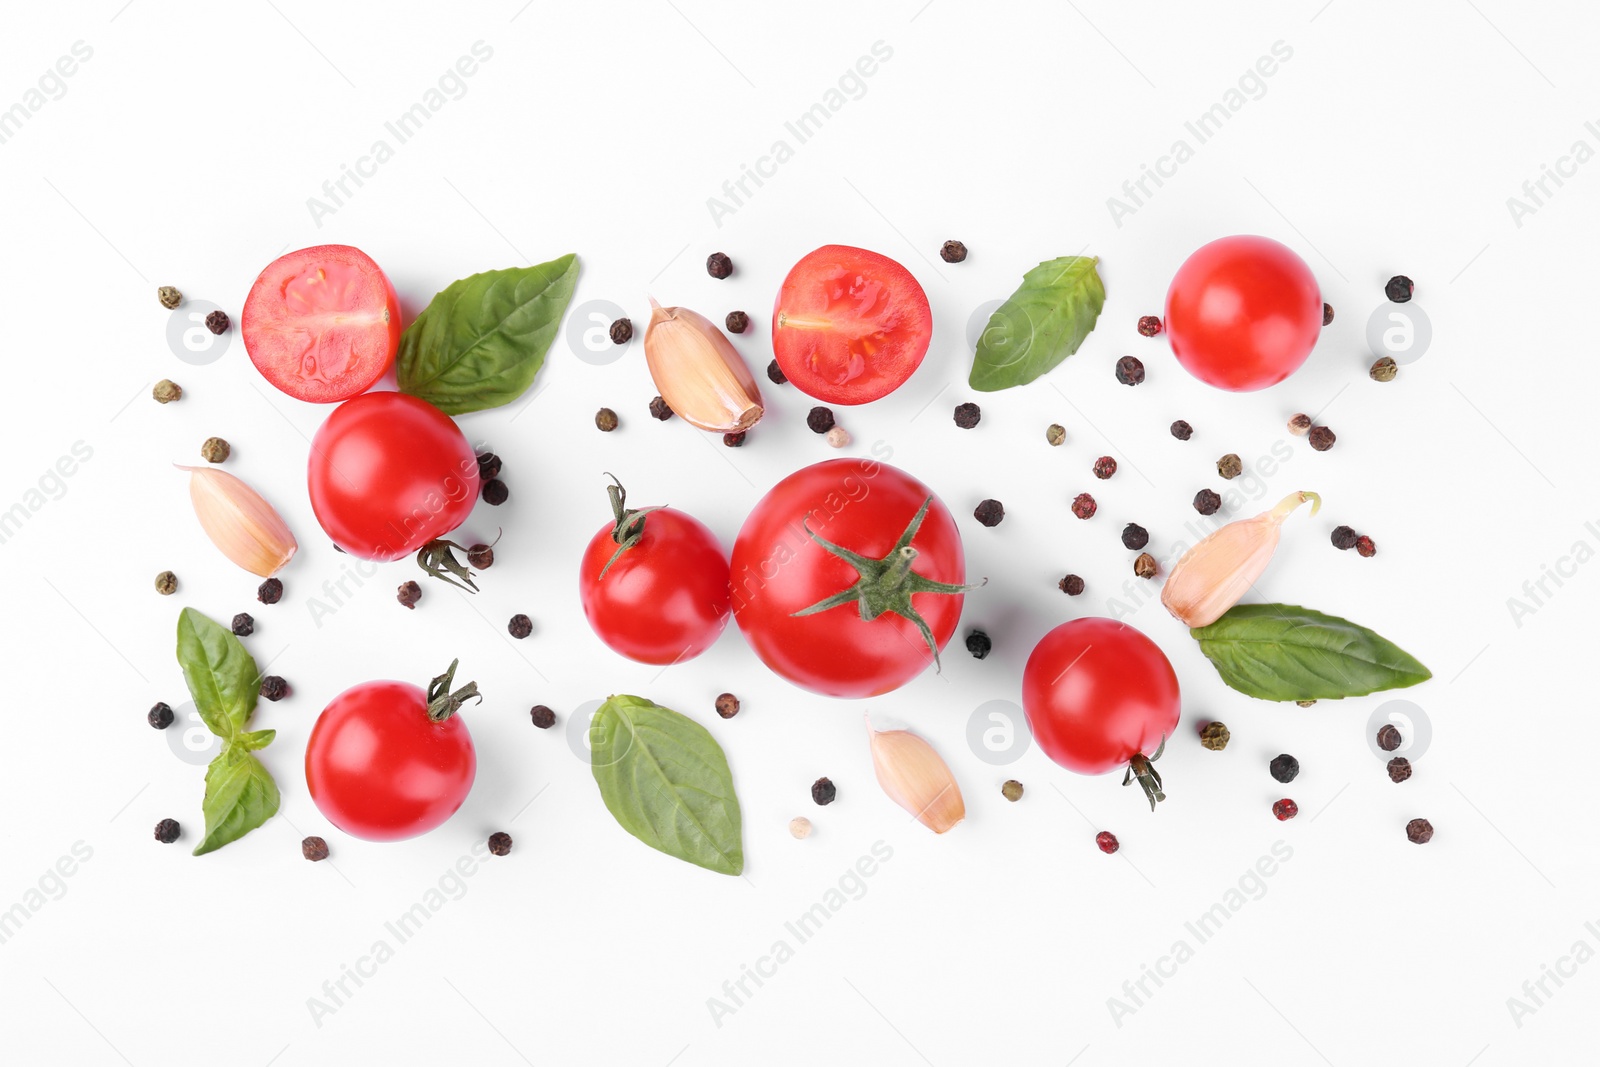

{"left": 578, "top": 477, "right": 731, "bottom": 665}
{"left": 771, "top": 245, "right": 933, "bottom": 405}
{"left": 1022, "top": 618, "right": 1181, "bottom": 810}
{"left": 305, "top": 661, "right": 478, "bottom": 842}
{"left": 307, "top": 391, "right": 479, "bottom": 561}
{"left": 242, "top": 245, "right": 402, "bottom": 403}
{"left": 1165, "top": 235, "right": 1322, "bottom": 391}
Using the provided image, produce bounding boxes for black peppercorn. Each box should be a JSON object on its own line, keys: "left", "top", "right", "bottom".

{"left": 397, "top": 581, "right": 422, "bottom": 610}
{"left": 1377, "top": 724, "right": 1403, "bottom": 752}
{"left": 1288, "top": 413, "right": 1312, "bottom": 437}
{"left": 1170, "top": 420, "right": 1193, "bottom": 441}
{"left": 1115, "top": 356, "right": 1145, "bottom": 385}
{"left": 155, "top": 570, "right": 178, "bottom": 595}
{"left": 715, "top": 693, "right": 741, "bottom": 719}
{"left": 1133, "top": 552, "right": 1158, "bottom": 579}
{"left": 508, "top": 614, "right": 533, "bottom": 639}
{"left": 1092, "top": 455, "right": 1117, "bottom": 480}
{"left": 1355, "top": 535, "right": 1376, "bottom": 558}
{"left": 723, "top": 431, "right": 746, "bottom": 447}
{"left": 477, "top": 451, "right": 502, "bottom": 481}
{"left": 725, "top": 310, "right": 749, "bottom": 333}
{"left": 1385, "top": 275, "right": 1414, "bottom": 303}
{"left": 609, "top": 317, "right": 633, "bottom": 345}
{"left": 648, "top": 396, "right": 674, "bottom": 421}
{"left": 1406, "top": 817, "right": 1433, "bottom": 844}
{"left": 481, "top": 479, "right": 508, "bottom": 506}
{"left": 1072, "top": 493, "right": 1097, "bottom": 520}
{"left": 806, "top": 406, "right": 835, "bottom": 434}
{"left": 940, "top": 240, "right": 968, "bottom": 263}
{"left": 154, "top": 818, "right": 181, "bottom": 844}
{"left": 257, "top": 578, "right": 283, "bottom": 605}
{"left": 302, "top": 836, "right": 330, "bottom": 861}
{"left": 148, "top": 702, "right": 174, "bottom": 729}
{"left": 811, "top": 777, "right": 837, "bottom": 805}
{"left": 973, "top": 499, "right": 1004, "bottom": 527}
{"left": 488, "top": 831, "right": 513, "bottom": 856}
{"left": 467, "top": 543, "right": 495, "bottom": 570}
{"left": 1059, "top": 574, "right": 1085, "bottom": 596}
{"left": 530, "top": 704, "right": 556, "bottom": 729}
{"left": 1270, "top": 753, "right": 1300, "bottom": 783}
{"left": 1216, "top": 453, "right": 1243, "bottom": 480}
{"left": 1308, "top": 425, "right": 1336, "bottom": 452}
{"left": 595, "top": 407, "right": 619, "bottom": 432}
{"left": 1199, "top": 721, "right": 1230, "bottom": 751}
{"left": 1323, "top": 302, "right": 1334, "bottom": 326}
{"left": 965, "top": 630, "right": 991, "bottom": 659}
{"left": 1137, "top": 315, "right": 1163, "bottom": 337}
{"left": 766, "top": 359, "right": 787, "bottom": 385}
{"left": 259, "top": 676, "right": 288, "bottom": 701}
{"left": 204, "top": 310, "right": 230, "bottom": 334}
{"left": 706, "top": 252, "right": 733, "bottom": 279}
{"left": 1331, "top": 525, "right": 1359, "bottom": 550}
{"left": 1193, "top": 489, "right": 1222, "bottom": 516}
{"left": 231, "top": 612, "right": 254, "bottom": 637}
{"left": 1387, "top": 757, "right": 1412, "bottom": 783}
{"left": 1121, "top": 522, "right": 1149, "bottom": 550}
{"left": 953, "top": 402, "right": 981, "bottom": 429}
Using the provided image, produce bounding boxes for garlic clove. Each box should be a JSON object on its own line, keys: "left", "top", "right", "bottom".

{"left": 180, "top": 466, "right": 297, "bottom": 577}
{"left": 867, "top": 717, "right": 965, "bottom": 834}
{"left": 643, "top": 299, "right": 763, "bottom": 432}
{"left": 1161, "top": 490, "right": 1319, "bottom": 627}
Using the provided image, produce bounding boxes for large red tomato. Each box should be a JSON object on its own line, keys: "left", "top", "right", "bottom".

{"left": 307, "top": 391, "right": 479, "bottom": 561}
{"left": 1022, "top": 618, "right": 1181, "bottom": 810}
{"left": 578, "top": 477, "right": 731, "bottom": 665}
{"left": 730, "top": 458, "right": 969, "bottom": 698}
{"left": 1164, "top": 235, "right": 1322, "bottom": 391}
{"left": 305, "top": 661, "right": 478, "bottom": 841}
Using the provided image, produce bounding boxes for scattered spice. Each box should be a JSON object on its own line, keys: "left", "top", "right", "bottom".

{"left": 811, "top": 777, "right": 837, "bottom": 806}
{"left": 481, "top": 479, "right": 508, "bottom": 506}
{"left": 1059, "top": 574, "right": 1085, "bottom": 596}
{"left": 1133, "top": 552, "right": 1158, "bottom": 579}
{"left": 1115, "top": 355, "right": 1146, "bottom": 385}
{"left": 488, "top": 831, "right": 513, "bottom": 856}
{"left": 1216, "top": 453, "right": 1243, "bottom": 480}
{"left": 766, "top": 359, "right": 787, "bottom": 385}
{"left": 1121, "top": 523, "right": 1149, "bottom": 550}
{"left": 1355, "top": 535, "right": 1376, "bottom": 558}
{"left": 723, "top": 431, "right": 747, "bottom": 447}
{"left": 1071, "top": 493, "right": 1097, "bottom": 520}
{"left": 1095, "top": 831, "right": 1119, "bottom": 854}
{"left": 789, "top": 816, "right": 813, "bottom": 839}
{"left": 204, "top": 310, "right": 230, "bottom": 335}
{"left": 595, "top": 407, "right": 619, "bottom": 432}
{"left": 715, "top": 693, "right": 741, "bottom": 719}
{"left": 724, "top": 310, "right": 749, "bottom": 333}
{"left": 1199, "top": 721, "right": 1230, "bottom": 751}
{"left": 1331, "top": 525, "right": 1359, "bottom": 550}
{"left": 397, "top": 580, "right": 422, "bottom": 609}
{"left": 1296, "top": 700, "right": 1317, "bottom": 708}
{"left": 1092, "top": 455, "right": 1118, "bottom": 480}
{"left": 231, "top": 612, "right": 254, "bottom": 637}
{"left": 1323, "top": 302, "right": 1334, "bottom": 326}
{"left": 825, "top": 426, "right": 850, "bottom": 448}
{"left": 940, "top": 240, "right": 968, "bottom": 263}
{"left": 609, "top": 317, "right": 633, "bottom": 344}
{"left": 1002, "top": 779, "right": 1025, "bottom": 802}
{"left": 1193, "top": 489, "right": 1222, "bottom": 516}
{"left": 973, "top": 499, "right": 1005, "bottom": 527}
{"left": 200, "top": 436, "right": 231, "bottom": 463}
{"left": 152, "top": 379, "right": 183, "bottom": 404}
{"left": 965, "top": 630, "right": 992, "bottom": 659}
{"left": 1046, "top": 423, "right": 1066, "bottom": 446}
{"left": 1270, "top": 754, "right": 1300, "bottom": 783}
{"left": 507, "top": 614, "right": 533, "bottom": 639}
{"left": 1370, "top": 356, "right": 1398, "bottom": 382}
{"left": 148, "top": 702, "right": 174, "bottom": 730}
{"left": 806, "top": 406, "right": 835, "bottom": 434}
{"left": 953, "top": 402, "right": 981, "bottom": 429}
{"left": 257, "top": 578, "right": 283, "bottom": 604}
{"left": 1288, "top": 413, "right": 1313, "bottom": 436}
{"left": 530, "top": 704, "right": 557, "bottom": 729}
{"left": 259, "top": 676, "right": 288, "bottom": 702}
{"left": 706, "top": 252, "right": 733, "bottom": 279}
{"left": 1385, "top": 275, "right": 1414, "bottom": 303}
{"left": 157, "top": 285, "right": 183, "bottom": 309}
{"left": 1170, "top": 420, "right": 1193, "bottom": 441}
{"left": 1406, "top": 817, "right": 1433, "bottom": 844}
{"left": 476, "top": 451, "right": 502, "bottom": 481}
{"left": 154, "top": 819, "right": 181, "bottom": 844}
{"left": 1137, "top": 315, "right": 1163, "bottom": 337}
{"left": 155, "top": 570, "right": 178, "bottom": 596}
{"left": 1272, "top": 798, "right": 1299, "bottom": 821}
{"left": 1387, "top": 757, "right": 1412, "bottom": 783}
{"left": 301, "top": 836, "right": 330, "bottom": 861}
{"left": 1308, "top": 425, "right": 1336, "bottom": 452}
{"left": 467, "top": 543, "right": 495, "bottom": 569}
{"left": 1377, "top": 724, "right": 1403, "bottom": 752}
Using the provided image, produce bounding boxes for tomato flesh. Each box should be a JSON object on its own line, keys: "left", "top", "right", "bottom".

{"left": 243, "top": 244, "right": 402, "bottom": 403}
{"left": 771, "top": 245, "right": 932, "bottom": 405}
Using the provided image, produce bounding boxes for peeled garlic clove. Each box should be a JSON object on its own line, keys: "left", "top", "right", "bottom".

{"left": 867, "top": 718, "right": 965, "bottom": 834}
{"left": 644, "top": 299, "right": 763, "bottom": 432}
{"left": 1161, "top": 490, "right": 1319, "bottom": 627}
{"left": 180, "top": 465, "right": 297, "bottom": 577}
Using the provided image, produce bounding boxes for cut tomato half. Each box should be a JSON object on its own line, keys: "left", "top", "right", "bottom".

{"left": 771, "top": 245, "right": 932, "bottom": 405}
{"left": 242, "top": 245, "right": 402, "bottom": 403}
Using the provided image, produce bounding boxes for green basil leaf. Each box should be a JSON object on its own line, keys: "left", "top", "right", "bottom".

{"left": 193, "top": 747, "right": 280, "bottom": 856}
{"left": 237, "top": 729, "right": 276, "bottom": 751}
{"left": 176, "top": 608, "right": 260, "bottom": 741}
{"left": 1191, "top": 603, "right": 1432, "bottom": 701}
{"left": 589, "top": 695, "right": 743, "bottom": 876}
{"left": 969, "top": 255, "right": 1105, "bottom": 392}
{"left": 397, "top": 253, "right": 580, "bottom": 415}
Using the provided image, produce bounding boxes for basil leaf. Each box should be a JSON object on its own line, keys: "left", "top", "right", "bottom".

{"left": 1191, "top": 603, "right": 1432, "bottom": 701}
{"left": 397, "top": 254, "right": 580, "bottom": 415}
{"left": 589, "top": 695, "right": 744, "bottom": 876}
{"left": 193, "top": 747, "right": 280, "bottom": 856}
{"left": 237, "top": 729, "right": 276, "bottom": 751}
{"left": 176, "top": 607, "right": 259, "bottom": 740}
{"left": 969, "top": 255, "right": 1105, "bottom": 392}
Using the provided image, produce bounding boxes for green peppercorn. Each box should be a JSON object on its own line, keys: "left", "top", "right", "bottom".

{"left": 152, "top": 379, "right": 182, "bottom": 404}
{"left": 200, "top": 436, "right": 231, "bottom": 463}
{"left": 155, "top": 570, "right": 178, "bottom": 596}
{"left": 157, "top": 286, "right": 183, "bottom": 309}
{"left": 1216, "top": 453, "right": 1243, "bottom": 480}
{"left": 1199, "top": 721, "right": 1230, "bottom": 751}
{"left": 1001, "top": 779, "right": 1024, "bottom": 802}
{"left": 1370, "top": 356, "right": 1398, "bottom": 382}
{"left": 595, "top": 408, "right": 619, "bottom": 432}
{"left": 1046, "top": 423, "right": 1066, "bottom": 446}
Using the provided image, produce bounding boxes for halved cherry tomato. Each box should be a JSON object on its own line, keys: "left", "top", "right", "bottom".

{"left": 242, "top": 244, "right": 402, "bottom": 403}
{"left": 771, "top": 245, "right": 932, "bottom": 405}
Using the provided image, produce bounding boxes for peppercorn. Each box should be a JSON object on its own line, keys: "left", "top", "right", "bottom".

{"left": 1095, "top": 831, "right": 1119, "bottom": 854}
{"left": 1137, "top": 315, "right": 1163, "bottom": 337}
{"left": 1376, "top": 724, "right": 1403, "bottom": 752}
{"left": 1387, "top": 757, "right": 1412, "bottom": 783}
{"left": 260, "top": 676, "right": 288, "bottom": 701}
{"left": 1355, "top": 535, "right": 1376, "bottom": 558}
{"left": 1114, "top": 355, "right": 1145, "bottom": 385}
{"left": 155, "top": 570, "right": 178, "bottom": 596}
{"left": 231, "top": 612, "right": 254, "bottom": 637}
{"left": 1059, "top": 574, "right": 1085, "bottom": 596}
{"left": 530, "top": 704, "right": 556, "bottom": 729}
{"left": 1071, "top": 493, "right": 1097, "bottom": 519}
{"left": 723, "top": 431, "right": 747, "bottom": 447}
{"left": 973, "top": 499, "right": 1004, "bottom": 527}
{"left": 1002, "top": 779, "right": 1024, "bottom": 802}
{"left": 397, "top": 580, "right": 422, "bottom": 610}
{"left": 1092, "top": 455, "right": 1118, "bottom": 480}
{"left": 152, "top": 379, "right": 183, "bottom": 404}
{"left": 1323, "top": 302, "right": 1334, "bottom": 326}
{"left": 257, "top": 578, "right": 283, "bottom": 604}
{"left": 1216, "top": 453, "right": 1243, "bottom": 480}
{"left": 1370, "top": 356, "right": 1398, "bottom": 382}
{"left": 154, "top": 819, "right": 181, "bottom": 844}
{"left": 940, "top": 240, "right": 968, "bottom": 263}
{"left": 725, "top": 310, "right": 749, "bottom": 333}
{"left": 200, "top": 436, "right": 231, "bottom": 463}
{"left": 488, "top": 831, "right": 513, "bottom": 856}
{"left": 965, "top": 630, "right": 991, "bottom": 660}
{"left": 148, "top": 702, "right": 174, "bottom": 730}
{"left": 806, "top": 406, "right": 835, "bottom": 434}
{"left": 1406, "top": 817, "right": 1433, "bottom": 844}
{"left": 789, "top": 817, "right": 813, "bottom": 839}
{"left": 609, "top": 317, "right": 633, "bottom": 345}
{"left": 1288, "top": 413, "right": 1312, "bottom": 436}
{"left": 825, "top": 426, "right": 850, "bottom": 448}
{"left": 1385, "top": 275, "right": 1414, "bottom": 303}
{"left": 715, "top": 693, "right": 741, "bottom": 719}
{"left": 1270, "top": 754, "right": 1300, "bottom": 783}
{"left": 1193, "top": 489, "right": 1222, "bottom": 516}
{"left": 648, "top": 395, "right": 674, "bottom": 420}
{"left": 767, "top": 359, "right": 787, "bottom": 385}
{"left": 706, "top": 252, "right": 733, "bottom": 279}
{"left": 1046, "top": 423, "right": 1066, "bottom": 446}
{"left": 1295, "top": 700, "right": 1317, "bottom": 708}
{"left": 1121, "top": 523, "right": 1149, "bottom": 550}
{"left": 481, "top": 479, "right": 508, "bottom": 505}
{"left": 811, "top": 777, "right": 837, "bottom": 806}
{"left": 595, "top": 407, "right": 619, "bottom": 432}
{"left": 1133, "top": 552, "right": 1157, "bottom": 579}
{"left": 508, "top": 614, "right": 533, "bottom": 639}
{"left": 1308, "top": 425, "right": 1336, "bottom": 452}
{"left": 953, "top": 402, "right": 981, "bottom": 429}
{"left": 1199, "top": 721, "right": 1230, "bottom": 751}
{"left": 1170, "top": 420, "right": 1193, "bottom": 441}
{"left": 467, "top": 543, "right": 495, "bottom": 569}
{"left": 204, "top": 310, "right": 230, "bottom": 335}
{"left": 476, "top": 451, "right": 502, "bottom": 481}
{"left": 1272, "top": 799, "right": 1299, "bottom": 821}
{"left": 302, "top": 836, "right": 330, "bottom": 861}
{"left": 1331, "top": 525, "right": 1359, "bottom": 550}
{"left": 157, "top": 285, "right": 182, "bottom": 309}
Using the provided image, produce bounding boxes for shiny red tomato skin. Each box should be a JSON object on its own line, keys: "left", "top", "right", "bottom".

{"left": 305, "top": 680, "right": 477, "bottom": 842}
{"left": 1022, "top": 618, "right": 1181, "bottom": 776}
{"left": 579, "top": 508, "right": 731, "bottom": 665}
{"left": 307, "top": 391, "right": 480, "bottom": 561}
{"left": 730, "top": 458, "right": 965, "bottom": 698}
{"left": 1164, "top": 235, "right": 1322, "bottom": 392}
{"left": 771, "top": 245, "right": 933, "bottom": 405}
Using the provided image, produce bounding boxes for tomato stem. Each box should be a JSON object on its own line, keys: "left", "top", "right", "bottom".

{"left": 598, "top": 474, "right": 667, "bottom": 579}
{"left": 1122, "top": 735, "right": 1169, "bottom": 812}
{"left": 416, "top": 538, "right": 479, "bottom": 592}
{"left": 425, "top": 659, "right": 481, "bottom": 722}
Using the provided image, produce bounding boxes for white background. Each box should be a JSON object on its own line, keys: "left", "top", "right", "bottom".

{"left": 1, "top": 1, "right": 1596, "bottom": 1065}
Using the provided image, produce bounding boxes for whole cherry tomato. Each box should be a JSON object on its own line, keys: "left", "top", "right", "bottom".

{"left": 730, "top": 457, "right": 970, "bottom": 698}
{"left": 305, "top": 661, "right": 479, "bottom": 841}
{"left": 307, "top": 391, "right": 480, "bottom": 561}
{"left": 578, "top": 477, "right": 731, "bottom": 665}
{"left": 1164, "top": 235, "right": 1322, "bottom": 392}
{"left": 1022, "top": 618, "right": 1181, "bottom": 810}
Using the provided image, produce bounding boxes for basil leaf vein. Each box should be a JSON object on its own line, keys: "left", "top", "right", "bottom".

{"left": 969, "top": 255, "right": 1105, "bottom": 392}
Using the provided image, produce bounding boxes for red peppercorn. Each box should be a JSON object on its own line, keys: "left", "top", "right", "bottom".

{"left": 1092, "top": 455, "right": 1117, "bottom": 480}
{"left": 1071, "top": 493, "right": 1097, "bottom": 519}
{"left": 1355, "top": 535, "right": 1376, "bottom": 558}
{"left": 1095, "top": 831, "right": 1119, "bottom": 854}
{"left": 1137, "top": 315, "right": 1163, "bottom": 337}
{"left": 1272, "top": 798, "right": 1299, "bottom": 821}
